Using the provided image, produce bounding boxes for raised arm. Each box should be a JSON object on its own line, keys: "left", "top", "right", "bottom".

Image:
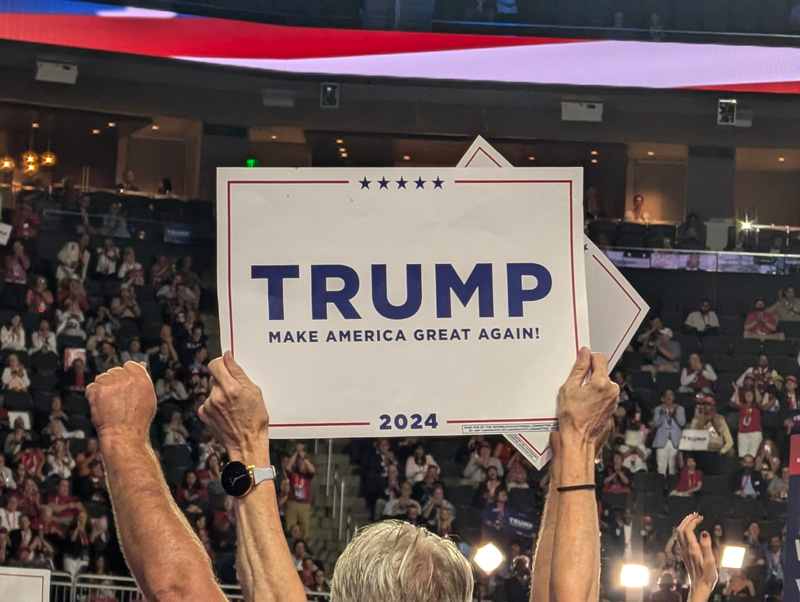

{"left": 530, "top": 433, "right": 562, "bottom": 602}
{"left": 550, "top": 349, "right": 619, "bottom": 602}
{"left": 198, "top": 352, "right": 306, "bottom": 602}
{"left": 87, "top": 363, "right": 226, "bottom": 602}
{"left": 677, "top": 514, "right": 717, "bottom": 602}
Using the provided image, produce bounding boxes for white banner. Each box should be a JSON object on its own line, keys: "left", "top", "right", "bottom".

{"left": 0, "top": 567, "right": 50, "bottom": 602}
{"left": 457, "top": 138, "right": 648, "bottom": 467}
{"left": 218, "top": 166, "right": 588, "bottom": 438}
{"left": 679, "top": 429, "right": 711, "bottom": 451}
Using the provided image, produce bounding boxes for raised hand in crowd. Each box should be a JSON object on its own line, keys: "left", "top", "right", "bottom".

{"left": 677, "top": 513, "right": 718, "bottom": 602}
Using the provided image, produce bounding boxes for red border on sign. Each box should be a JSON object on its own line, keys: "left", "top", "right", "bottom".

{"left": 226, "top": 177, "right": 579, "bottom": 429}
{"left": 0, "top": 572, "right": 46, "bottom": 601}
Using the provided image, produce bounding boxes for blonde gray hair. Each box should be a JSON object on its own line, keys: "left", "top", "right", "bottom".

{"left": 330, "top": 520, "right": 473, "bottom": 602}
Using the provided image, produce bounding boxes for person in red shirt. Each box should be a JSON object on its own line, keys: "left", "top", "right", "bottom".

{"left": 48, "top": 478, "right": 84, "bottom": 526}
{"left": 603, "top": 451, "right": 631, "bottom": 494}
{"left": 731, "top": 380, "right": 771, "bottom": 457}
{"left": 284, "top": 443, "right": 316, "bottom": 538}
{"left": 743, "top": 299, "right": 784, "bottom": 340}
{"left": 56, "top": 277, "right": 89, "bottom": 312}
{"left": 174, "top": 470, "right": 208, "bottom": 519}
{"left": 669, "top": 456, "right": 703, "bottom": 497}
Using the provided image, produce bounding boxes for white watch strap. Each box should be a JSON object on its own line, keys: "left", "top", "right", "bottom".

{"left": 252, "top": 465, "right": 277, "bottom": 485}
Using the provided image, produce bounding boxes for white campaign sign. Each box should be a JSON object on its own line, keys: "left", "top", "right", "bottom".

{"left": 218, "top": 167, "right": 589, "bottom": 438}
{"left": 679, "top": 429, "right": 711, "bottom": 451}
{"left": 457, "top": 138, "right": 648, "bottom": 467}
{"left": 0, "top": 566, "right": 50, "bottom": 601}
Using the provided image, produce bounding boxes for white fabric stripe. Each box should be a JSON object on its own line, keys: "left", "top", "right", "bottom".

{"left": 175, "top": 39, "right": 800, "bottom": 89}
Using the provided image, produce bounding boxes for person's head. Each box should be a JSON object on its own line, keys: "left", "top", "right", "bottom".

{"left": 612, "top": 451, "right": 623, "bottom": 467}
{"left": 613, "top": 10, "right": 625, "bottom": 27}
{"left": 754, "top": 298, "right": 766, "bottom": 312}
{"left": 658, "top": 572, "right": 674, "bottom": 591}
{"left": 759, "top": 439, "right": 776, "bottom": 458}
{"left": 496, "top": 489, "right": 508, "bottom": 504}
{"left": 123, "top": 247, "right": 135, "bottom": 263}
{"left": 122, "top": 170, "right": 135, "bottom": 186}
{"left": 23, "top": 478, "right": 39, "bottom": 496}
{"left": 406, "top": 504, "right": 420, "bottom": 521}
{"left": 658, "top": 327, "right": 673, "bottom": 342}
{"left": 478, "top": 441, "right": 491, "bottom": 459}
{"left": 743, "top": 374, "right": 755, "bottom": 391}
{"left": 301, "top": 557, "right": 315, "bottom": 574}
{"left": 700, "top": 299, "right": 711, "bottom": 314}
{"left": 742, "top": 454, "right": 755, "bottom": 472}
{"left": 650, "top": 12, "right": 661, "bottom": 26}
{"left": 288, "top": 523, "right": 302, "bottom": 541}
{"left": 688, "top": 353, "right": 702, "bottom": 370}
{"left": 746, "top": 521, "right": 760, "bottom": 541}
{"left": 788, "top": 375, "right": 797, "bottom": 392}
{"left": 686, "top": 225, "right": 698, "bottom": 240}
{"left": 34, "top": 276, "right": 47, "bottom": 292}
{"left": 192, "top": 324, "right": 204, "bottom": 340}
{"left": 400, "top": 481, "right": 413, "bottom": 498}
{"left": 94, "top": 555, "right": 107, "bottom": 574}
{"left": 195, "top": 347, "right": 208, "bottom": 364}
{"left": 19, "top": 514, "right": 30, "bottom": 531}
{"left": 713, "top": 523, "right": 724, "bottom": 540}
{"left": 314, "top": 569, "right": 326, "bottom": 586}
{"left": 159, "top": 341, "right": 170, "bottom": 357}
{"left": 661, "top": 389, "right": 675, "bottom": 406}
{"left": 6, "top": 495, "right": 18, "bottom": 511}
{"left": 129, "top": 338, "right": 141, "bottom": 354}
{"left": 86, "top": 438, "right": 98, "bottom": 454}
{"left": 57, "top": 478, "right": 70, "bottom": 497}
{"left": 170, "top": 410, "right": 181, "bottom": 424}
{"left": 377, "top": 438, "right": 390, "bottom": 455}
{"left": 206, "top": 454, "right": 220, "bottom": 472}
{"left": 487, "top": 465, "right": 499, "bottom": 481}
{"left": 386, "top": 463, "right": 399, "bottom": 481}
{"left": 101, "top": 341, "right": 116, "bottom": 359}
{"left": 183, "top": 470, "right": 198, "bottom": 489}
{"left": 7, "top": 354, "right": 19, "bottom": 370}
{"left": 439, "top": 506, "right": 452, "bottom": 523}
{"left": 633, "top": 194, "right": 644, "bottom": 210}
{"left": 424, "top": 465, "right": 439, "bottom": 483}
{"left": 431, "top": 484, "right": 445, "bottom": 501}
{"left": 77, "top": 509, "right": 88, "bottom": 526}
{"left": 413, "top": 444, "right": 425, "bottom": 462}
{"left": 758, "top": 354, "right": 769, "bottom": 368}
{"left": 743, "top": 389, "right": 756, "bottom": 405}
{"left": 68, "top": 277, "right": 83, "bottom": 295}
{"left": 686, "top": 456, "right": 696, "bottom": 471}
{"left": 40, "top": 505, "right": 53, "bottom": 521}
{"left": 53, "top": 438, "right": 66, "bottom": 453}
{"left": 293, "top": 539, "right": 307, "bottom": 558}
{"left": 331, "top": 520, "right": 472, "bottom": 602}
{"left": 11, "top": 240, "right": 23, "bottom": 256}
{"left": 782, "top": 466, "right": 790, "bottom": 480}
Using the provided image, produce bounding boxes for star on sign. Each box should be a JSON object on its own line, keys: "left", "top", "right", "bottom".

{"left": 378, "top": 177, "right": 389, "bottom": 189}
{"left": 433, "top": 177, "right": 444, "bottom": 189}
{"left": 396, "top": 177, "right": 407, "bottom": 189}
{"left": 414, "top": 177, "right": 426, "bottom": 189}
{"left": 359, "top": 177, "right": 371, "bottom": 189}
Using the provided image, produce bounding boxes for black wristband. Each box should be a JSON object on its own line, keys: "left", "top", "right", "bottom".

{"left": 556, "top": 484, "right": 597, "bottom": 492}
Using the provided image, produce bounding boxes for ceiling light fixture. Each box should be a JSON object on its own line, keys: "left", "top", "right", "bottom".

{"left": 336, "top": 139, "right": 344, "bottom": 144}
{"left": 151, "top": 124, "right": 159, "bottom": 131}
{"left": 108, "top": 122, "right": 116, "bottom": 128}
{"left": 779, "top": 157, "right": 786, "bottom": 162}
{"left": 92, "top": 129, "right": 100, "bottom": 135}
{"left": 590, "top": 150, "right": 598, "bottom": 156}
{"left": 403, "top": 155, "right": 410, "bottom": 161}
{"left": 647, "top": 151, "right": 655, "bottom": 156}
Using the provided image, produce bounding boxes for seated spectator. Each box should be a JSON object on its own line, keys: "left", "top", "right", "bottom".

{"left": 95, "top": 238, "right": 120, "bottom": 280}
{"left": 731, "top": 454, "right": 766, "bottom": 499}
{"left": 118, "top": 246, "right": 145, "bottom": 287}
{"left": 117, "top": 169, "right": 138, "bottom": 192}
{"left": 86, "top": 323, "right": 115, "bottom": 358}
{"left": 421, "top": 483, "right": 454, "bottom": 524}
{"left": 0, "top": 314, "right": 26, "bottom": 351}
{"left": 62, "top": 358, "right": 92, "bottom": 393}
{"left": 404, "top": 444, "right": 439, "bottom": 484}
{"left": 32, "top": 505, "right": 63, "bottom": 542}
{"left": 690, "top": 396, "right": 735, "bottom": 462}
{"left": 430, "top": 505, "right": 457, "bottom": 539}
{"left": 642, "top": 327, "right": 681, "bottom": 376}
{"left": 373, "top": 463, "right": 401, "bottom": 519}
{"left": 76, "top": 460, "right": 108, "bottom": 505}
{"left": 669, "top": 456, "right": 703, "bottom": 497}
{"left": 677, "top": 226, "right": 706, "bottom": 251}
{"left": 384, "top": 481, "right": 421, "bottom": 518}
{"left": 47, "top": 478, "right": 84, "bottom": 526}
{"left": 163, "top": 410, "right": 189, "bottom": 446}
{"left": 174, "top": 469, "right": 208, "bottom": 518}
{"left": 74, "top": 438, "right": 100, "bottom": 478}
{"left": 16, "top": 477, "right": 43, "bottom": 519}
{"left": 177, "top": 322, "right": 208, "bottom": 367}
{"left": 738, "top": 354, "right": 778, "bottom": 395}
{"left": 2, "top": 354, "right": 29, "bottom": 392}
{"left": 617, "top": 414, "right": 649, "bottom": 474}
{"left": 47, "top": 396, "right": 85, "bottom": 440}
{"left": 652, "top": 389, "right": 685, "bottom": 477}
{"left": 0, "top": 454, "right": 13, "bottom": 490}
{"left": 198, "top": 454, "right": 223, "bottom": 496}
{"left": 603, "top": 451, "right": 632, "bottom": 493}
{"left": 474, "top": 465, "right": 503, "bottom": 507}
{"left": 769, "top": 286, "right": 800, "bottom": 322}
{"left": 684, "top": 299, "right": 720, "bottom": 335}
{"left": 481, "top": 488, "right": 511, "bottom": 545}
{"left": 4, "top": 241, "right": 30, "bottom": 309}
{"left": 768, "top": 466, "right": 789, "bottom": 501}
{"left": 411, "top": 465, "right": 440, "bottom": 506}
{"left": 10, "top": 194, "right": 41, "bottom": 240}
{"left": 679, "top": 353, "right": 717, "bottom": 395}
{"left": 56, "top": 299, "right": 86, "bottom": 344}
{"left": 744, "top": 299, "right": 784, "bottom": 340}
{"left": 26, "top": 276, "right": 54, "bottom": 316}
{"left": 55, "top": 234, "right": 90, "bottom": 285}
{"left": 94, "top": 341, "right": 122, "bottom": 374}
{"left": 755, "top": 439, "right": 781, "bottom": 474}
{"left": 149, "top": 341, "right": 177, "bottom": 382}
{"left": 403, "top": 504, "right": 427, "bottom": 528}
{"left": 624, "top": 194, "right": 650, "bottom": 222}
{"left": 185, "top": 365, "right": 211, "bottom": 402}
{"left": 298, "top": 557, "right": 317, "bottom": 590}
{"left": 57, "top": 278, "right": 88, "bottom": 312}
{"left": 463, "top": 440, "right": 504, "bottom": 483}
{"left": 110, "top": 284, "right": 141, "bottom": 321}
{"left": 178, "top": 255, "right": 202, "bottom": 300}
{"left": 155, "top": 367, "right": 189, "bottom": 403}
{"left": 504, "top": 452, "right": 530, "bottom": 489}
{"left": 120, "top": 337, "right": 148, "bottom": 367}
{"left": 30, "top": 319, "right": 57, "bottom": 356}
{"left": 157, "top": 274, "right": 199, "bottom": 318}
{"left": 0, "top": 495, "right": 21, "bottom": 531}
{"left": 309, "top": 569, "right": 330, "bottom": 595}
{"left": 150, "top": 254, "right": 174, "bottom": 289}
{"left": 63, "top": 510, "right": 91, "bottom": 576}
{"left": 100, "top": 202, "right": 130, "bottom": 239}
{"left": 46, "top": 440, "right": 76, "bottom": 480}
{"left": 724, "top": 570, "right": 755, "bottom": 598}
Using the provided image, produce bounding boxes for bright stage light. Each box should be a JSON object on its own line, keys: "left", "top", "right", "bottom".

{"left": 620, "top": 564, "right": 649, "bottom": 588}
{"left": 473, "top": 543, "right": 504, "bottom": 574}
{"left": 721, "top": 546, "right": 745, "bottom": 569}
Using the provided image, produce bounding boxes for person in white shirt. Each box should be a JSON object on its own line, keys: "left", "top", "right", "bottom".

{"left": 679, "top": 353, "right": 718, "bottom": 395}
{"left": 0, "top": 495, "right": 21, "bottom": 532}
{"left": 155, "top": 368, "right": 189, "bottom": 403}
{"left": 118, "top": 247, "right": 145, "bottom": 287}
{"left": 404, "top": 444, "right": 440, "bottom": 484}
{"left": 2, "top": 354, "right": 30, "bottom": 391}
{"left": 684, "top": 299, "right": 721, "bottom": 335}
{"left": 46, "top": 438, "right": 77, "bottom": 479}
{"left": 95, "top": 238, "right": 120, "bottom": 280}
{"left": 624, "top": 194, "right": 650, "bottom": 222}
{"left": 30, "top": 318, "right": 58, "bottom": 355}
{"left": 0, "top": 314, "right": 26, "bottom": 352}
{"left": 0, "top": 454, "right": 14, "bottom": 490}
{"left": 55, "top": 234, "right": 91, "bottom": 284}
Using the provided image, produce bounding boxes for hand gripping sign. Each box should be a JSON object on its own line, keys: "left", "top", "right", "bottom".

{"left": 217, "top": 164, "right": 589, "bottom": 439}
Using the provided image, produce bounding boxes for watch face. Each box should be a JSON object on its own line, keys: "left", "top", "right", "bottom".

{"left": 222, "top": 462, "right": 252, "bottom": 497}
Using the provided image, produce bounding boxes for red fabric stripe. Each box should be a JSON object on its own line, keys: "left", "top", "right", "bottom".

{"left": 0, "top": 15, "right": 582, "bottom": 59}
{"left": 690, "top": 81, "right": 800, "bottom": 94}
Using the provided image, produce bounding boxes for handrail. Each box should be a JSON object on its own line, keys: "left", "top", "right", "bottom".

{"left": 325, "top": 438, "right": 333, "bottom": 497}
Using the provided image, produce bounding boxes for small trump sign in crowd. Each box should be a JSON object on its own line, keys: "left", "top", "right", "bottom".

{"left": 217, "top": 139, "right": 647, "bottom": 467}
